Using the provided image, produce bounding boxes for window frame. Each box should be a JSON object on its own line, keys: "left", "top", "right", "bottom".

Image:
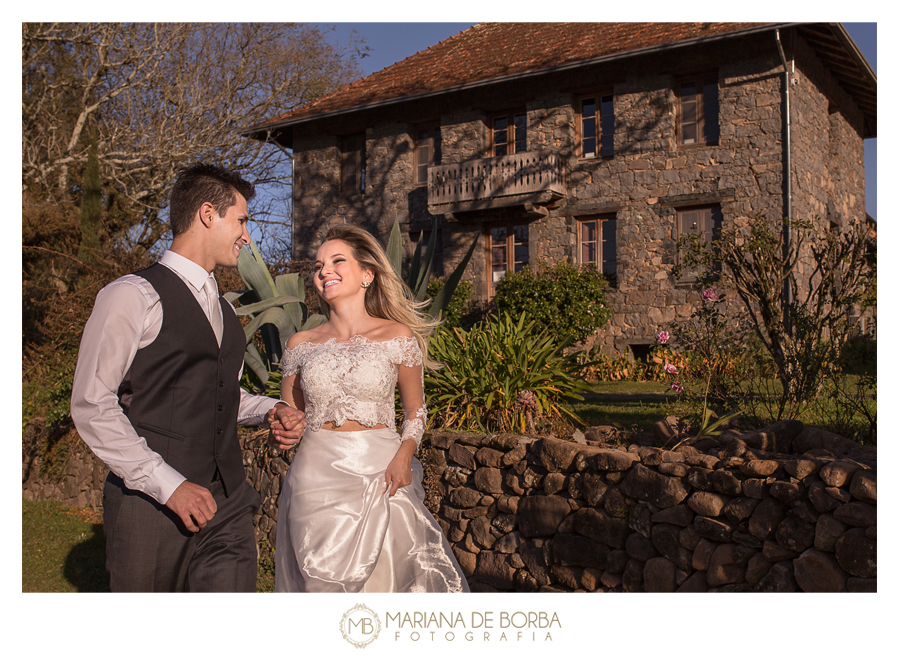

{"left": 485, "top": 222, "right": 530, "bottom": 298}
{"left": 491, "top": 110, "right": 528, "bottom": 157}
{"left": 340, "top": 133, "right": 366, "bottom": 196}
{"left": 414, "top": 125, "right": 441, "bottom": 187}
{"left": 676, "top": 75, "right": 719, "bottom": 148}
{"left": 578, "top": 92, "right": 615, "bottom": 160}
{"left": 577, "top": 215, "right": 618, "bottom": 285}
{"left": 675, "top": 205, "right": 723, "bottom": 281}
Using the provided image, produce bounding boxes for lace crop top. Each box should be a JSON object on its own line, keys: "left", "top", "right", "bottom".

{"left": 280, "top": 335, "right": 427, "bottom": 446}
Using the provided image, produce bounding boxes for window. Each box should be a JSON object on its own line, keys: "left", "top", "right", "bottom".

{"left": 580, "top": 94, "right": 615, "bottom": 158}
{"left": 414, "top": 126, "right": 441, "bottom": 186}
{"left": 679, "top": 206, "right": 722, "bottom": 243}
{"left": 492, "top": 112, "right": 527, "bottom": 156}
{"left": 677, "top": 205, "right": 722, "bottom": 279}
{"left": 677, "top": 77, "right": 719, "bottom": 146}
{"left": 341, "top": 134, "right": 366, "bottom": 195}
{"left": 578, "top": 216, "right": 617, "bottom": 283}
{"left": 488, "top": 224, "right": 529, "bottom": 295}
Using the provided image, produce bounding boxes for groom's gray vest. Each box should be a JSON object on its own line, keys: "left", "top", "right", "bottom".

{"left": 117, "top": 263, "right": 247, "bottom": 497}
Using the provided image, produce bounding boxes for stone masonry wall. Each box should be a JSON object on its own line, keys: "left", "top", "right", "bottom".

{"left": 416, "top": 423, "right": 876, "bottom": 592}
{"left": 24, "top": 419, "right": 877, "bottom": 593}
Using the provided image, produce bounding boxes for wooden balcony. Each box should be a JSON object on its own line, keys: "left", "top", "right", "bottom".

{"left": 427, "top": 150, "right": 565, "bottom": 214}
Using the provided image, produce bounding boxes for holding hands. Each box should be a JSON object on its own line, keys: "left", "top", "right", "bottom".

{"left": 267, "top": 403, "right": 306, "bottom": 450}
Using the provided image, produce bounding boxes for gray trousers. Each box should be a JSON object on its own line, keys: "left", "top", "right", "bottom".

{"left": 102, "top": 473, "right": 260, "bottom": 592}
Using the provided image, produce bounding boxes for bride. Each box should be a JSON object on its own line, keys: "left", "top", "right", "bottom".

{"left": 269, "top": 224, "right": 469, "bottom": 593}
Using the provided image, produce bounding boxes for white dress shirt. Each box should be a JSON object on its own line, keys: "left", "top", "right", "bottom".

{"left": 71, "top": 250, "right": 280, "bottom": 504}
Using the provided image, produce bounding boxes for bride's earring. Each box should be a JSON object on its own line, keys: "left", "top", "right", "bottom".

{"left": 361, "top": 278, "right": 372, "bottom": 289}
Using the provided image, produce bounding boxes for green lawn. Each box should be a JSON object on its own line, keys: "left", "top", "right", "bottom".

{"left": 22, "top": 499, "right": 109, "bottom": 592}
{"left": 570, "top": 379, "right": 678, "bottom": 431}
{"left": 576, "top": 376, "right": 875, "bottom": 444}
{"left": 22, "top": 498, "right": 276, "bottom": 592}
{"left": 586, "top": 380, "right": 671, "bottom": 396}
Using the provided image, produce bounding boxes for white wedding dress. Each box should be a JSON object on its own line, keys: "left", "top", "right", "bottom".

{"left": 274, "top": 335, "right": 469, "bottom": 593}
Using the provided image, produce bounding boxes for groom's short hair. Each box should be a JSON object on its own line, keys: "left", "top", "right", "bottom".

{"left": 169, "top": 164, "right": 255, "bottom": 236}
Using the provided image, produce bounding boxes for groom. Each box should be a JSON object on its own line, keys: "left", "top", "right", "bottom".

{"left": 71, "top": 163, "right": 304, "bottom": 592}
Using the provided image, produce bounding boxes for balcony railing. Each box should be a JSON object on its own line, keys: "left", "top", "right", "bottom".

{"left": 428, "top": 150, "right": 565, "bottom": 207}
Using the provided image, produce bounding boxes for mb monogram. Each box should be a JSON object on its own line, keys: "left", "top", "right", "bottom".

{"left": 340, "top": 604, "right": 382, "bottom": 648}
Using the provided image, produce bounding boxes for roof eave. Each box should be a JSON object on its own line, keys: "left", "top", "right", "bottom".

{"left": 829, "top": 22, "right": 876, "bottom": 83}
{"left": 243, "top": 22, "right": 802, "bottom": 141}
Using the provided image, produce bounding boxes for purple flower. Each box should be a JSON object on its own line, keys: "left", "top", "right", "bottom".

{"left": 671, "top": 381, "right": 684, "bottom": 393}
{"left": 702, "top": 288, "right": 718, "bottom": 301}
{"left": 664, "top": 363, "right": 677, "bottom": 375}
{"left": 656, "top": 331, "right": 670, "bottom": 344}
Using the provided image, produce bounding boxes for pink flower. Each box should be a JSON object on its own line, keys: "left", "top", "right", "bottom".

{"left": 702, "top": 288, "right": 718, "bottom": 301}
{"left": 664, "top": 363, "right": 678, "bottom": 375}
{"left": 656, "top": 331, "right": 670, "bottom": 344}
{"left": 671, "top": 381, "right": 684, "bottom": 393}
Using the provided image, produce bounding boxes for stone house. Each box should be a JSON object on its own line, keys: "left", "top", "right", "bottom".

{"left": 245, "top": 22, "right": 876, "bottom": 357}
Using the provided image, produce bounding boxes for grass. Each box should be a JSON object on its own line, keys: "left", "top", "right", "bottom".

{"left": 572, "top": 380, "right": 682, "bottom": 433}
{"left": 22, "top": 498, "right": 276, "bottom": 592}
{"left": 22, "top": 499, "right": 109, "bottom": 592}
{"left": 256, "top": 539, "right": 276, "bottom": 592}
{"left": 576, "top": 376, "right": 875, "bottom": 444}
{"left": 586, "top": 380, "right": 671, "bottom": 395}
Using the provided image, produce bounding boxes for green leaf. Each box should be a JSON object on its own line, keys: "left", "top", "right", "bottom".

{"left": 224, "top": 289, "right": 253, "bottom": 305}
{"left": 233, "top": 294, "right": 305, "bottom": 316}
{"left": 275, "top": 272, "right": 306, "bottom": 330}
{"left": 408, "top": 233, "right": 423, "bottom": 291}
{"left": 427, "top": 232, "right": 479, "bottom": 318}
{"left": 237, "top": 235, "right": 277, "bottom": 300}
{"left": 387, "top": 219, "right": 403, "bottom": 279}
{"left": 301, "top": 313, "right": 328, "bottom": 331}
{"left": 243, "top": 307, "right": 297, "bottom": 355}
{"left": 413, "top": 218, "right": 439, "bottom": 301}
{"left": 243, "top": 342, "right": 269, "bottom": 386}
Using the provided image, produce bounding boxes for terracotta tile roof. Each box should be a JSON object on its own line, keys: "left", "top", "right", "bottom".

{"left": 248, "top": 22, "right": 768, "bottom": 132}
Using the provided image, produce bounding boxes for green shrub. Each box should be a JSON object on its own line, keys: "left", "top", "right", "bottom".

{"left": 425, "top": 311, "right": 590, "bottom": 433}
{"left": 838, "top": 331, "right": 876, "bottom": 376}
{"left": 426, "top": 277, "right": 473, "bottom": 328}
{"left": 23, "top": 347, "right": 78, "bottom": 431}
{"left": 492, "top": 261, "right": 612, "bottom": 344}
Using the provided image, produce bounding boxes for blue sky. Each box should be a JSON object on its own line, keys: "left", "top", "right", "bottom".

{"left": 319, "top": 22, "right": 877, "bottom": 221}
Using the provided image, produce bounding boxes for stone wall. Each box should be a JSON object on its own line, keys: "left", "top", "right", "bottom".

{"left": 413, "top": 423, "right": 876, "bottom": 592}
{"left": 22, "top": 428, "right": 107, "bottom": 510}
{"left": 241, "top": 420, "right": 876, "bottom": 593}
{"left": 23, "top": 419, "right": 876, "bottom": 593}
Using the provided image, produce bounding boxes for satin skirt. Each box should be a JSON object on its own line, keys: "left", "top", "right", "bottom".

{"left": 275, "top": 427, "right": 469, "bottom": 593}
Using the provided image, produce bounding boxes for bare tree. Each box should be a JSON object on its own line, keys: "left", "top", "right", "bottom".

{"left": 22, "top": 22, "right": 365, "bottom": 258}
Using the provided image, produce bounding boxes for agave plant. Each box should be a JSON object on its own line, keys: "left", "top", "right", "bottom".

{"left": 226, "top": 236, "right": 325, "bottom": 386}
{"left": 386, "top": 217, "right": 479, "bottom": 319}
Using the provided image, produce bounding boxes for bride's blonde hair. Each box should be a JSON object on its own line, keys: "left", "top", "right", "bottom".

{"left": 317, "top": 224, "right": 442, "bottom": 369}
